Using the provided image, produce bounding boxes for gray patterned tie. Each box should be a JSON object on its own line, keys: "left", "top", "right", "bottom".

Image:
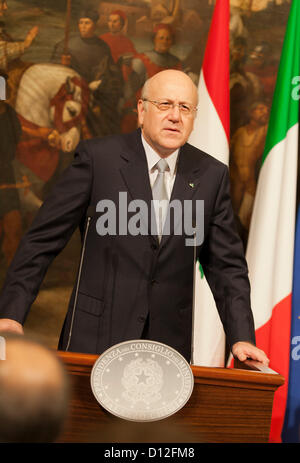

{"left": 152, "top": 158, "right": 170, "bottom": 241}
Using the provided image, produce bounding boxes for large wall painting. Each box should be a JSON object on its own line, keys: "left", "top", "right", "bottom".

{"left": 0, "top": 0, "right": 291, "bottom": 347}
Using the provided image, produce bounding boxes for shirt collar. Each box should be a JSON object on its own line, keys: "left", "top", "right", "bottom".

{"left": 141, "top": 133, "right": 179, "bottom": 177}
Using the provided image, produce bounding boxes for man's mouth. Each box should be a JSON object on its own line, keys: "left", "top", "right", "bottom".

{"left": 164, "top": 127, "right": 180, "bottom": 133}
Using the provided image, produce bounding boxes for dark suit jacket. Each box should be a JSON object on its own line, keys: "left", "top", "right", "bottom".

{"left": 0, "top": 129, "right": 255, "bottom": 361}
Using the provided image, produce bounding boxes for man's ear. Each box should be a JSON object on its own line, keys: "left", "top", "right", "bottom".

{"left": 137, "top": 99, "right": 145, "bottom": 127}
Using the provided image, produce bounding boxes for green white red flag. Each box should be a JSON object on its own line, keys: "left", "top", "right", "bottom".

{"left": 246, "top": 0, "right": 300, "bottom": 442}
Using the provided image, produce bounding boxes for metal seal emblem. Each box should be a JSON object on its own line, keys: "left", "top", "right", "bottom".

{"left": 90, "top": 340, "right": 194, "bottom": 422}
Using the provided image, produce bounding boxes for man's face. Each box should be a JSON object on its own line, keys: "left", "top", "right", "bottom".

{"left": 78, "top": 18, "right": 95, "bottom": 38}
{"left": 251, "top": 103, "right": 269, "bottom": 125}
{"left": 138, "top": 71, "right": 197, "bottom": 157}
{"left": 0, "top": 1, "right": 8, "bottom": 17}
{"left": 154, "top": 28, "right": 173, "bottom": 54}
{"left": 231, "top": 44, "right": 245, "bottom": 62}
{"left": 108, "top": 14, "right": 122, "bottom": 34}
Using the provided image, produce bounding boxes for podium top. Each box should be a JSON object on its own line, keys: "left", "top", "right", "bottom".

{"left": 57, "top": 350, "right": 285, "bottom": 389}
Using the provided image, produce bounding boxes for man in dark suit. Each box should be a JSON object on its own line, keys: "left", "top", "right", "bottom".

{"left": 0, "top": 70, "right": 269, "bottom": 365}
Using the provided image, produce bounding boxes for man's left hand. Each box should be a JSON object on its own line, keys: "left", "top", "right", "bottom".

{"left": 232, "top": 341, "right": 269, "bottom": 366}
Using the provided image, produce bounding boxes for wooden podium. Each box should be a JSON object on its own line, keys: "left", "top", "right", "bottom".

{"left": 56, "top": 351, "right": 284, "bottom": 443}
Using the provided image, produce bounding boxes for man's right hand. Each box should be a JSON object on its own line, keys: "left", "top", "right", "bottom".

{"left": 0, "top": 319, "right": 24, "bottom": 335}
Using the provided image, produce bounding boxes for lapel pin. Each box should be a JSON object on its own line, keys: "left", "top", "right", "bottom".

{"left": 189, "top": 182, "right": 194, "bottom": 188}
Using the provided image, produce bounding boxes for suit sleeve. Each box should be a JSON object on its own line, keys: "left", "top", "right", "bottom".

{"left": 0, "top": 141, "right": 93, "bottom": 324}
{"left": 199, "top": 165, "right": 256, "bottom": 348}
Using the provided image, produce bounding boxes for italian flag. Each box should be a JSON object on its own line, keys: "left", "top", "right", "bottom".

{"left": 246, "top": 0, "right": 300, "bottom": 442}
{"left": 189, "top": 0, "right": 230, "bottom": 366}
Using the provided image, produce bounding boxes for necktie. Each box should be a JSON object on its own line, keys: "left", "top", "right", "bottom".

{"left": 152, "top": 158, "right": 170, "bottom": 240}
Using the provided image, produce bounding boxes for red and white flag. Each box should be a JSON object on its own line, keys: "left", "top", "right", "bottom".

{"left": 189, "top": 0, "right": 230, "bottom": 366}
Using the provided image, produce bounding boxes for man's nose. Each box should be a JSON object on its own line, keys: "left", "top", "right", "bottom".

{"left": 167, "top": 104, "right": 181, "bottom": 121}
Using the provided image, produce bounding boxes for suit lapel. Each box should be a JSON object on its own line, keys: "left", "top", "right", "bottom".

{"left": 159, "top": 143, "right": 207, "bottom": 249}
{"left": 118, "top": 132, "right": 209, "bottom": 248}
{"left": 119, "top": 130, "right": 159, "bottom": 243}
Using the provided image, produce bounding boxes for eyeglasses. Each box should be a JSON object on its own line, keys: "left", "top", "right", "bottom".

{"left": 142, "top": 98, "right": 197, "bottom": 115}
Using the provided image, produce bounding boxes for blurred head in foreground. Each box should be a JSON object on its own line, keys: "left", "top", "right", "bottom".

{"left": 0, "top": 333, "right": 69, "bottom": 442}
